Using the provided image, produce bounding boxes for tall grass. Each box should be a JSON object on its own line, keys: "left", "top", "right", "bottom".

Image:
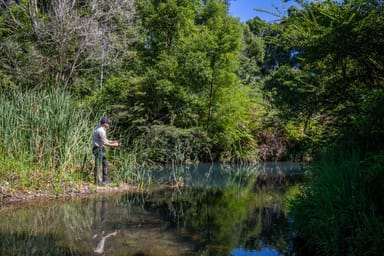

{"left": 290, "top": 148, "right": 384, "bottom": 255}
{"left": 109, "top": 149, "right": 153, "bottom": 189}
{"left": 0, "top": 89, "right": 95, "bottom": 191}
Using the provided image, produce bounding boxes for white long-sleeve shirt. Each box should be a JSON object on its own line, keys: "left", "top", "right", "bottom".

{"left": 93, "top": 125, "right": 109, "bottom": 147}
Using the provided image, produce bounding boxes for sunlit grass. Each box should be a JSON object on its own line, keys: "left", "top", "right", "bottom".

{"left": 0, "top": 89, "right": 95, "bottom": 191}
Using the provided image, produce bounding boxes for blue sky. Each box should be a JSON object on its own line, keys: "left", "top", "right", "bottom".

{"left": 229, "top": 0, "right": 303, "bottom": 22}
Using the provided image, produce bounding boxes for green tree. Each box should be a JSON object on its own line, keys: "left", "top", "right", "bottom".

{"left": 98, "top": 0, "right": 258, "bottom": 162}
{"left": 262, "top": 0, "right": 384, "bottom": 156}
{"left": 283, "top": 1, "right": 384, "bottom": 254}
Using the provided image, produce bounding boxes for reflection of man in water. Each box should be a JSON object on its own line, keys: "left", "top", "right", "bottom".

{"left": 92, "top": 197, "right": 118, "bottom": 254}
{"left": 94, "top": 230, "right": 118, "bottom": 254}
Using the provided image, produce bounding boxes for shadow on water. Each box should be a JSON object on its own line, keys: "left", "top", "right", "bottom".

{"left": 0, "top": 162, "right": 304, "bottom": 256}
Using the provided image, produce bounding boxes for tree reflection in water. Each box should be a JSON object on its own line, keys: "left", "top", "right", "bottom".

{"left": 0, "top": 162, "right": 302, "bottom": 255}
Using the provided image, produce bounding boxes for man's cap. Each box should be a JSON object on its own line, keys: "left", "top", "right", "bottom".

{"left": 100, "top": 117, "right": 111, "bottom": 124}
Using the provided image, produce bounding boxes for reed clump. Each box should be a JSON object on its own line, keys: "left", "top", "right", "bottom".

{"left": 290, "top": 149, "right": 384, "bottom": 255}
{"left": 0, "top": 89, "right": 94, "bottom": 191}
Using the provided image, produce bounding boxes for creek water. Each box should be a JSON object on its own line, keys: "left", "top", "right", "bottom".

{"left": 0, "top": 162, "right": 303, "bottom": 256}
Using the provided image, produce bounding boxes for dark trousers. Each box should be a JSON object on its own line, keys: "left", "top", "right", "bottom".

{"left": 93, "top": 146, "right": 108, "bottom": 184}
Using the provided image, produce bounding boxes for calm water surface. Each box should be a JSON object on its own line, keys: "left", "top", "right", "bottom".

{"left": 0, "top": 162, "right": 302, "bottom": 256}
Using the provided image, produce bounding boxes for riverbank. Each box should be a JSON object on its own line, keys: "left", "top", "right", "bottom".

{"left": 0, "top": 182, "right": 138, "bottom": 209}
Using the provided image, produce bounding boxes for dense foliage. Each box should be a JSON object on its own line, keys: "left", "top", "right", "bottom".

{"left": 269, "top": 1, "right": 384, "bottom": 255}
{"left": 0, "top": 0, "right": 383, "bottom": 254}
{"left": 97, "top": 0, "right": 260, "bottom": 162}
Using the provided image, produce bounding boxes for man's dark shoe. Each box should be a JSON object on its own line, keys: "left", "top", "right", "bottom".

{"left": 97, "top": 181, "right": 104, "bottom": 187}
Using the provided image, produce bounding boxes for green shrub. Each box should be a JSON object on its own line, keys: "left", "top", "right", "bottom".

{"left": 131, "top": 124, "right": 211, "bottom": 164}
{"left": 290, "top": 149, "right": 384, "bottom": 255}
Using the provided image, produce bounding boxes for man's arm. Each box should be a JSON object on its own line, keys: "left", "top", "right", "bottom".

{"left": 106, "top": 140, "right": 119, "bottom": 147}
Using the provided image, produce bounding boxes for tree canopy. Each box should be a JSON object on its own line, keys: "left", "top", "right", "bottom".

{"left": 1, "top": 0, "right": 383, "bottom": 162}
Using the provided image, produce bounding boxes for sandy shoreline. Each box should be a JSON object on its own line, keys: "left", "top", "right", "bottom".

{"left": 0, "top": 182, "right": 138, "bottom": 209}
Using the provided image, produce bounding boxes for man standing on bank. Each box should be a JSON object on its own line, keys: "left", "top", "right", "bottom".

{"left": 93, "top": 117, "right": 119, "bottom": 186}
